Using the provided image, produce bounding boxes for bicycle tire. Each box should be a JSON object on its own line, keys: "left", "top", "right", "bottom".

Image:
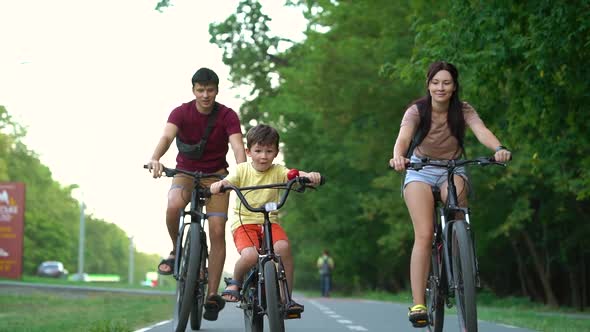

{"left": 451, "top": 220, "right": 478, "bottom": 332}
{"left": 190, "top": 237, "right": 208, "bottom": 330}
{"left": 263, "top": 260, "right": 285, "bottom": 332}
{"left": 242, "top": 269, "right": 264, "bottom": 332}
{"left": 173, "top": 222, "right": 201, "bottom": 332}
{"left": 243, "top": 296, "right": 264, "bottom": 332}
{"left": 426, "top": 243, "right": 445, "bottom": 332}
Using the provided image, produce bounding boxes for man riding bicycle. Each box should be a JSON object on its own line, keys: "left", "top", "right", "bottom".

{"left": 146, "top": 67, "right": 246, "bottom": 321}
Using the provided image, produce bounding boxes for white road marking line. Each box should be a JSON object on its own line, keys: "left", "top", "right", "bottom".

{"left": 497, "top": 323, "right": 521, "bottom": 329}
{"left": 133, "top": 320, "right": 171, "bottom": 332}
{"left": 309, "top": 299, "right": 369, "bottom": 331}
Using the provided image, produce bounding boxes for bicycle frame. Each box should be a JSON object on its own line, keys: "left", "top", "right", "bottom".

{"left": 173, "top": 178, "right": 209, "bottom": 278}
{"left": 408, "top": 157, "right": 506, "bottom": 332}
{"left": 435, "top": 160, "right": 477, "bottom": 294}
{"left": 245, "top": 209, "right": 293, "bottom": 318}
{"left": 144, "top": 164, "right": 224, "bottom": 332}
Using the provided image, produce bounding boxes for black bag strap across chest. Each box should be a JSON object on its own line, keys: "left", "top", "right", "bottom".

{"left": 175, "top": 103, "right": 220, "bottom": 159}
{"left": 200, "top": 102, "right": 219, "bottom": 143}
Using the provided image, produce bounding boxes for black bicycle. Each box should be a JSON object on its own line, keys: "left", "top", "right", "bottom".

{"left": 406, "top": 157, "right": 507, "bottom": 332}
{"left": 220, "top": 174, "right": 325, "bottom": 332}
{"left": 144, "top": 165, "right": 224, "bottom": 332}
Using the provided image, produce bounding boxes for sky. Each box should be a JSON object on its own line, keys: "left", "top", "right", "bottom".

{"left": 0, "top": 0, "right": 306, "bottom": 272}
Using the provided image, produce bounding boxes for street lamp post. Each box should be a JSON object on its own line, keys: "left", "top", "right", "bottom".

{"left": 128, "top": 236, "right": 134, "bottom": 285}
{"left": 77, "top": 200, "right": 85, "bottom": 277}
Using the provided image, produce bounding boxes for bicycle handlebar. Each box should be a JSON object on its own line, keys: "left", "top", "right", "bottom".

{"left": 220, "top": 176, "right": 326, "bottom": 213}
{"left": 407, "top": 157, "right": 507, "bottom": 171}
{"left": 143, "top": 164, "right": 225, "bottom": 180}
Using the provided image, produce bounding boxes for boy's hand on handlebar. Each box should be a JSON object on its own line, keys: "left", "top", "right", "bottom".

{"left": 389, "top": 156, "right": 410, "bottom": 172}
{"left": 300, "top": 171, "right": 322, "bottom": 185}
{"left": 494, "top": 149, "right": 512, "bottom": 163}
{"left": 146, "top": 160, "right": 164, "bottom": 178}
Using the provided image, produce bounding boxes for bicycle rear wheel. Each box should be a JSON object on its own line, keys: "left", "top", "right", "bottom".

{"left": 263, "top": 260, "right": 285, "bottom": 332}
{"left": 451, "top": 220, "right": 478, "bottom": 332}
{"left": 190, "top": 236, "right": 208, "bottom": 330}
{"left": 173, "top": 222, "right": 201, "bottom": 332}
{"left": 426, "top": 242, "right": 445, "bottom": 332}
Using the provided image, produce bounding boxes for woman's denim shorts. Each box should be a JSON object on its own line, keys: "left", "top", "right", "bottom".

{"left": 404, "top": 155, "right": 468, "bottom": 189}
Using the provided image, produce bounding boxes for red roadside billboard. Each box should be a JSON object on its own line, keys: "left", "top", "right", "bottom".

{"left": 0, "top": 182, "right": 25, "bottom": 279}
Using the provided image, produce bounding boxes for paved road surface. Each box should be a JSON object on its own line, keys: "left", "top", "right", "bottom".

{"left": 139, "top": 295, "right": 536, "bottom": 332}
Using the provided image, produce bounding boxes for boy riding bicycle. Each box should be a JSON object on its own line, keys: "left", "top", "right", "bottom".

{"left": 210, "top": 124, "right": 322, "bottom": 314}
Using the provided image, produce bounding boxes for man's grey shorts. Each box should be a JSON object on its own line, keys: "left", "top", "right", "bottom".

{"left": 404, "top": 155, "right": 468, "bottom": 189}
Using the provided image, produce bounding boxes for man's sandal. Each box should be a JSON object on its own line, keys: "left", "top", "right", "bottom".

{"left": 408, "top": 304, "right": 429, "bottom": 328}
{"left": 203, "top": 294, "right": 226, "bottom": 321}
{"left": 221, "top": 277, "right": 242, "bottom": 302}
{"left": 157, "top": 251, "right": 175, "bottom": 276}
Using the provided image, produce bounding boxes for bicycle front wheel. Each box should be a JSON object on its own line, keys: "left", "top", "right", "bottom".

{"left": 190, "top": 236, "right": 208, "bottom": 330}
{"left": 243, "top": 269, "right": 263, "bottom": 332}
{"left": 426, "top": 242, "right": 445, "bottom": 332}
{"left": 173, "top": 222, "right": 201, "bottom": 332}
{"left": 451, "top": 220, "right": 478, "bottom": 332}
{"left": 263, "top": 260, "right": 285, "bottom": 332}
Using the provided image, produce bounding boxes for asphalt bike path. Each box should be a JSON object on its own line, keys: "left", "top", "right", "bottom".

{"left": 136, "top": 294, "right": 536, "bottom": 332}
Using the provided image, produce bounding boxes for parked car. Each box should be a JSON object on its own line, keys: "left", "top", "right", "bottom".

{"left": 36, "top": 261, "right": 68, "bottom": 278}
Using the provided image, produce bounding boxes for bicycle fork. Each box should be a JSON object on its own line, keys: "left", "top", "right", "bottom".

{"left": 465, "top": 215, "right": 481, "bottom": 289}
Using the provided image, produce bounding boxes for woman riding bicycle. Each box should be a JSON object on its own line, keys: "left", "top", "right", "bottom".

{"left": 210, "top": 124, "right": 322, "bottom": 314}
{"left": 388, "top": 61, "right": 512, "bottom": 328}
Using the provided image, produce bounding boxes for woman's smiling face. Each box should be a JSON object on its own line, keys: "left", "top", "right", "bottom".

{"left": 428, "top": 70, "right": 456, "bottom": 104}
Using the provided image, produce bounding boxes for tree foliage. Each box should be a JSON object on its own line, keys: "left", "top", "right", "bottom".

{"left": 210, "top": 0, "right": 590, "bottom": 308}
{"left": 0, "top": 105, "right": 160, "bottom": 282}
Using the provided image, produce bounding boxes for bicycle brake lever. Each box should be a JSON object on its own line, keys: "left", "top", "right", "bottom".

{"left": 294, "top": 185, "right": 307, "bottom": 193}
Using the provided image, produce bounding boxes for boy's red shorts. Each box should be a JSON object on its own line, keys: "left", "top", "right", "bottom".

{"left": 233, "top": 223, "right": 289, "bottom": 253}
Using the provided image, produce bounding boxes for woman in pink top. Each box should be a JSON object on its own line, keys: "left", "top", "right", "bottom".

{"left": 389, "top": 61, "right": 512, "bottom": 328}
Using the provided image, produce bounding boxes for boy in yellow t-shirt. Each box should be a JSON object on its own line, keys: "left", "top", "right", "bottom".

{"left": 210, "top": 124, "right": 322, "bottom": 314}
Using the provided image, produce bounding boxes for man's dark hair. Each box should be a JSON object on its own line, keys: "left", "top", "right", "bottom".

{"left": 246, "top": 124, "right": 280, "bottom": 149}
{"left": 191, "top": 67, "right": 219, "bottom": 87}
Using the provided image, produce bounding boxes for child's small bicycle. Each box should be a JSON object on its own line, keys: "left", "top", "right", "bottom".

{"left": 220, "top": 171, "right": 325, "bottom": 332}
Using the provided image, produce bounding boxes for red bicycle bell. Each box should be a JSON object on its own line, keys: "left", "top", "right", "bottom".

{"left": 287, "top": 169, "right": 300, "bottom": 180}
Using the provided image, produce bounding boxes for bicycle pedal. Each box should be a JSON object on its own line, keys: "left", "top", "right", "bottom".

{"left": 285, "top": 312, "right": 301, "bottom": 319}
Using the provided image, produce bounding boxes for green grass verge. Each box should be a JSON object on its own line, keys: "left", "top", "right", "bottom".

{"left": 0, "top": 287, "right": 174, "bottom": 332}
{"left": 14, "top": 275, "right": 176, "bottom": 292}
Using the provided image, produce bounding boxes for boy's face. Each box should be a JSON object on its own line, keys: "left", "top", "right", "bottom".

{"left": 247, "top": 143, "right": 278, "bottom": 172}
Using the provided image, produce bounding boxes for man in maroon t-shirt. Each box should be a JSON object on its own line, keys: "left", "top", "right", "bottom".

{"left": 146, "top": 68, "right": 246, "bottom": 321}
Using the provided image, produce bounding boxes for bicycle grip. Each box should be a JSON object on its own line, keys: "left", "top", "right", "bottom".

{"left": 299, "top": 176, "right": 326, "bottom": 185}
{"left": 202, "top": 187, "right": 212, "bottom": 198}
{"left": 143, "top": 164, "right": 148, "bottom": 169}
